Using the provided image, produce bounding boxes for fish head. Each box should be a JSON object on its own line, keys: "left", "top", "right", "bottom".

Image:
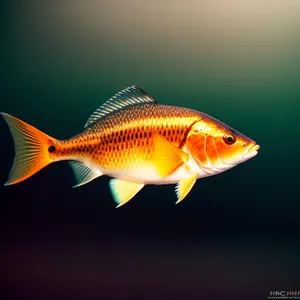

{"left": 186, "top": 114, "right": 259, "bottom": 172}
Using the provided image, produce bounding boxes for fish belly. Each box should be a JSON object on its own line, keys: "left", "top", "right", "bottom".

{"left": 103, "top": 155, "right": 212, "bottom": 185}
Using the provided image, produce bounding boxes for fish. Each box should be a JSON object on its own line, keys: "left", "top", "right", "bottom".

{"left": 1, "top": 85, "right": 260, "bottom": 207}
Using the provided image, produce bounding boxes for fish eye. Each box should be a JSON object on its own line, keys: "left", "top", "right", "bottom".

{"left": 223, "top": 134, "right": 236, "bottom": 145}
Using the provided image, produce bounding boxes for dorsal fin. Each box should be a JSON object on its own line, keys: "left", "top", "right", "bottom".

{"left": 84, "top": 85, "right": 157, "bottom": 128}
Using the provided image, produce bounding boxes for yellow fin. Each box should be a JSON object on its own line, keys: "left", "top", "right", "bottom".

{"left": 175, "top": 173, "right": 198, "bottom": 204}
{"left": 109, "top": 179, "right": 144, "bottom": 208}
{"left": 1, "top": 113, "right": 55, "bottom": 185}
{"left": 152, "top": 133, "right": 189, "bottom": 177}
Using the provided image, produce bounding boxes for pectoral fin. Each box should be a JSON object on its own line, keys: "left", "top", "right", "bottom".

{"left": 109, "top": 179, "right": 144, "bottom": 208}
{"left": 152, "top": 133, "right": 189, "bottom": 177}
{"left": 175, "top": 173, "right": 198, "bottom": 204}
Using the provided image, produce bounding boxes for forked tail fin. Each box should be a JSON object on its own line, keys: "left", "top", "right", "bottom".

{"left": 1, "top": 113, "right": 56, "bottom": 185}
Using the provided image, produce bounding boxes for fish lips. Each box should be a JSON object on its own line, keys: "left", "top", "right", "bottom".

{"left": 241, "top": 143, "right": 260, "bottom": 162}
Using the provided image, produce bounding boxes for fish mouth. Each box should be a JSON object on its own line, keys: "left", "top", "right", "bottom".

{"left": 241, "top": 143, "right": 260, "bottom": 161}
{"left": 248, "top": 144, "right": 260, "bottom": 153}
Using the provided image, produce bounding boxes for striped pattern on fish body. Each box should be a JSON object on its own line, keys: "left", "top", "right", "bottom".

{"left": 1, "top": 85, "right": 260, "bottom": 207}
{"left": 54, "top": 104, "right": 202, "bottom": 183}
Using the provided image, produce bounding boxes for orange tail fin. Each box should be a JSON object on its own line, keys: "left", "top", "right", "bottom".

{"left": 1, "top": 113, "right": 56, "bottom": 185}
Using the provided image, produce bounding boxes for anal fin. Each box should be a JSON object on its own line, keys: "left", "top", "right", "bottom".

{"left": 109, "top": 179, "right": 144, "bottom": 208}
{"left": 175, "top": 173, "right": 198, "bottom": 204}
{"left": 69, "top": 161, "right": 102, "bottom": 187}
{"left": 152, "top": 133, "right": 189, "bottom": 177}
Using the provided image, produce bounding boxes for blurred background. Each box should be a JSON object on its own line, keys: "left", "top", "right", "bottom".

{"left": 1, "top": 0, "right": 300, "bottom": 298}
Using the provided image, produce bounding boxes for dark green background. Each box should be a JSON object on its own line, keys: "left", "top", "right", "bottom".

{"left": 0, "top": 1, "right": 299, "bottom": 298}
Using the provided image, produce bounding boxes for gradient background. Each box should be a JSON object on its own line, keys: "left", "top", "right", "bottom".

{"left": 0, "top": 1, "right": 300, "bottom": 299}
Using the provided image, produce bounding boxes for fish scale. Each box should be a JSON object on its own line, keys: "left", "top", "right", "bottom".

{"left": 57, "top": 104, "right": 202, "bottom": 172}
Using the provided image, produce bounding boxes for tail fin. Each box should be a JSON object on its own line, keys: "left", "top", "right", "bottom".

{"left": 1, "top": 113, "right": 56, "bottom": 185}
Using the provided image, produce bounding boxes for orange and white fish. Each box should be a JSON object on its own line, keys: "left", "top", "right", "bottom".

{"left": 1, "top": 86, "right": 259, "bottom": 207}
